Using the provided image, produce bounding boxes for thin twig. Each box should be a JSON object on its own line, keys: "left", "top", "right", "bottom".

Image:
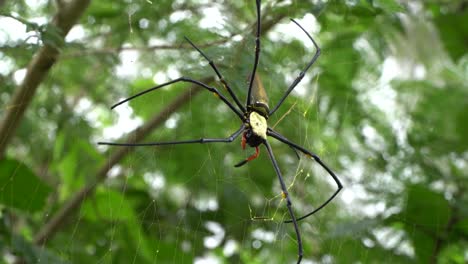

{"left": 61, "top": 37, "right": 234, "bottom": 59}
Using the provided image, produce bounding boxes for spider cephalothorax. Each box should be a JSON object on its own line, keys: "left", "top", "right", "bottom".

{"left": 99, "top": 1, "right": 343, "bottom": 263}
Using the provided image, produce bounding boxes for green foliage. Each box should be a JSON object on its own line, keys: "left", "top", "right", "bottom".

{"left": 9, "top": 233, "right": 69, "bottom": 264}
{"left": 373, "top": 0, "right": 406, "bottom": 13}
{"left": 0, "top": 159, "right": 51, "bottom": 212}
{"left": 403, "top": 185, "right": 450, "bottom": 262}
{"left": 434, "top": 10, "right": 468, "bottom": 62}
{"left": 1, "top": 0, "right": 467, "bottom": 263}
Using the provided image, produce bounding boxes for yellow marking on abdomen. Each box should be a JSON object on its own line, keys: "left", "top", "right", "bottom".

{"left": 249, "top": 111, "right": 267, "bottom": 140}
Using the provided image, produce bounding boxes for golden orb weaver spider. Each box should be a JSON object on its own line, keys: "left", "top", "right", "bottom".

{"left": 99, "top": 1, "right": 342, "bottom": 262}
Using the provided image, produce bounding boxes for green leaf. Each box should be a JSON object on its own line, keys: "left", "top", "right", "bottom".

{"left": 56, "top": 146, "right": 82, "bottom": 199}
{"left": 81, "top": 189, "right": 157, "bottom": 262}
{"left": 402, "top": 185, "right": 451, "bottom": 262}
{"left": 454, "top": 218, "right": 468, "bottom": 236}
{"left": 81, "top": 189, "right": 134, "bottom": 221}
{"left": 434, "top": 11, "right": 468, "bottom": 61}
{"left": 0, "top": 159, "right": 51, "bottom": 212}
{"left": 87, "top": 1, "right": 123, "bottom": 19}
{"left": 373, "top": 0, "right": 405, "bottom": 13}
{"left": 438, "top": 243, "right": 468, "bottom": 264}
{"left": 11, "top": 233, "right": 70, "bottom": 264}
{"left": 403, "top": 185, "right": 450, "bottom": 233}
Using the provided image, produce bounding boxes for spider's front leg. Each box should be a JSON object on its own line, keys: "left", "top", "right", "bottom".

{"left": 109, "top": 77, "right": 244, "bottom": 121}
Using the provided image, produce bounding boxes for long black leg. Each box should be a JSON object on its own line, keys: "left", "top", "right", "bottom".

{"left": 110, "top": 77, "right": 244, "bottom": 121}
{"left": 264, "top": 141, "right": 303, "bottom": 264}
{"left": 269, "top": 19, "right": 321, "bottom": 116}
{"left": 267, "top": 128, "right": 342, "bottom": 223}
{"left": 246, "top": 0, "right": 261, "bottom": 106}
{"left": 98, "top": 124, "right": 244, "bottom": 147}
{"left": 184, "top": 37, "right": 246, "bottom": 112}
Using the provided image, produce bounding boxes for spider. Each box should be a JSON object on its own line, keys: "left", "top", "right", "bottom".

{"left": 99, "top": 1, "right": 342, "bottom": 263}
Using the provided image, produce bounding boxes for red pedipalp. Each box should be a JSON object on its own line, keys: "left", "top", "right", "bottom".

{"left": 235, "top": 134, "right": 260, "bottom": 167}
{"left": 241, "top": 133, "right": 247, "bottom": 149}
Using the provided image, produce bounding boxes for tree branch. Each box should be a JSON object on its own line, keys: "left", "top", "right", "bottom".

{"left": 0, "top": 0, "right": 91, "bottom": 159}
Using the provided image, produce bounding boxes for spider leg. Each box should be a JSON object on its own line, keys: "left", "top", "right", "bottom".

{"left": 110, "top": 77, "right": 244, "bottom": 120}
{"left": 184, "top": 37, "right": 245, "bottom": 112}
{"left": 269, "top": 19, "right": 321, "bottom": 116}
{"left": 264, "top": 141, "right": 303, "bottom": 264}
{"left": 98, "top": 124, "right": 244, "bottom": 147}
{"left": 246, "top": 0, "right": 261, "bottom": 106}
{"left": 267, "top": 128, "right": 342, "bottom": 223}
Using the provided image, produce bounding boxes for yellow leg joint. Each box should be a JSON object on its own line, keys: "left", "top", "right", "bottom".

{"left": 281, "top": 191, "right": 288, "bottom": 199}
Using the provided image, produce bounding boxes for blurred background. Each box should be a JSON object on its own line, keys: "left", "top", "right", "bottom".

{"left": 1, "top": 0, "right": 467, "bottom": 263}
